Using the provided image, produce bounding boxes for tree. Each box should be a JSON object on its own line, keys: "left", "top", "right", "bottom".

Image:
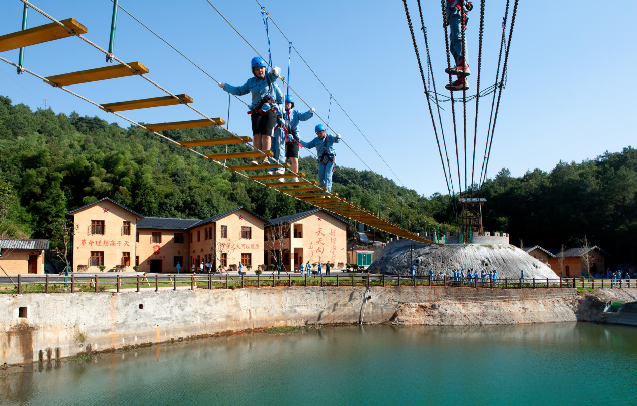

{"left": 266, "top": 222, "right": 290, "bottom": 274}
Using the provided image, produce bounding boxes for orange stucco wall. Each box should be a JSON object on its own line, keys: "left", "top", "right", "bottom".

{"left": 547, "top": 249, "right": 606, "bottom": 277}
{"left": 70, "top": 200, "right": 140, "bottom": 272}
{"left": 527, "top": 249, "right": 550, "bottom": 264}
{"left": 0, "top": 249, "right": 45, "bottom": 274}
{"left": 266, "top": 212, "right": 347, "bottom": 271}
{"left": 137, "top": 229, "right": 190, "bottom": 273}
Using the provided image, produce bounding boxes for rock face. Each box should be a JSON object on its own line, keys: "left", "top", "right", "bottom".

{"left": 370, "top": 239, "right": 559, "bottom": 279}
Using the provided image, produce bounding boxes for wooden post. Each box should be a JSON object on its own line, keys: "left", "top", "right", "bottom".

{"left": 601, "top": 278, "right": 604, "bottom": 289}
{"left": 592, "top": 279, "right": 594, "bottom": 290}
{"left": 474, "top": 277, "right": 477, "bottom": 289}
{"left": 71, "top": 275, "right": 74, "bottom": 293}
{"left": 18, "top": 274, "right": 22, "bottom": 294}
{"left": 533, "top": 278, "right": 535, "bottom": 289}
{"left": 305, "top": 274, "right": 307, "bottom": 287}
{"left": 505, "top": 278, "right": 508, "bottom": 289}
{"left": 116, "top": 275, "right": 120, "bottom": 293}
{"left": 352, "top": 274, "right": 355, "bottom": 287}
{"left": 257, "top": 273, "right": 260, "bottom": 288}
{"left": 321, "top": 274, "right": 323, "bottom": 287}
{"left": 559, "top": 277, "right": 562, "bottom": 289}
{"left": 581, "top": 278, "right": 583, "bottom": 289}
{"left": 208, "top": 273, "right": 212, "bottom": 290}
{"left": 191, "top": 275, "right": 194, "bottom": 290}
{"left": 174, "top": 275, "right": 177, "bottom": 291}
{"left": 413, "top": 275, "right": 416, "bottom": 287}
{"left": 241, "top": 274, "right": 244, "bottom": 288}
{"left": 428, "top": 275, "right": 431, "bottom": 287}
{"left": 336, "top": 274, "right": 339, "bottom": 287}
{"left": 225, "top": 274, "right": 228, "bottom": 289}
{"left": 95, "top": 275, "right": 99, "bottom": 293}
{"left": 45, "top": 274, "right": 49, "bottom": 294}
{"left": 490, "top": 277, "right": 493, "bottom": 289}
{"left": 288, "top": 274, "right": 291, "bottom": 287}
{"left": 519, "top": 278, "right": 522, "bottom": 289}
{"left": 546, "top": 278, "right": 548, "bottom": 289}
{"left": 135, "top": 275, "right": 139, "bottom": 292}
{"left": 156, "top": 274, "right": 159, "bottom": 292}
{"left": 382, "top": 274, "right": 385, "bottom": 287}
{"left": 443, "top": 274, "right": 446, "bottom": 287}
{"left": 369, "top": 274, "right": 372, "bottom": 288}
{"left": 573, "top": 278, "right": 576, "bottom": 289}
{"left": 272, "top": 274, "right": 275, "bottom": 288}
{"left": 398, "top": 274, "right": 401, "bottom": 287}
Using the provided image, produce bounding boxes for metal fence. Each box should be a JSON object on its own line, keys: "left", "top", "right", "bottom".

{"left": 0, "top": 273, "right": 599, "bottom": 295}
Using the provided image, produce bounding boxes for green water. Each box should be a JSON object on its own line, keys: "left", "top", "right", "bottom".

{"left": 2, "top": 323, "right": 637, "bottom": 405}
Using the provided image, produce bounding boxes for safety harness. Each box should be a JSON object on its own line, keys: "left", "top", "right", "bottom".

{"left": 318, "top": 135, "right": 335, "bottom": 165}
{"left": 277, "top": 108, "right": 303, "bottom": 148}
{"left": 247, "top": 75, "right": 276, "bottom": 116}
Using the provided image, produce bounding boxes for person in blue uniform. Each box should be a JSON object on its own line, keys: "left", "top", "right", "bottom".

{"left": 219, "top": 56, "right": 283, "bottom": 164}
{"left": 295, "top": 124, "right": 341, "bottom": 192}
{"left": 275, "top": 95, "right": 314, "bottom": 181}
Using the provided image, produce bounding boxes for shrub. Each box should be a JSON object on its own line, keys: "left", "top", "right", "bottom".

{"left": 99, "top": 265, "right": 105, "bottom": 272}
{"left": 255, "top": 269, "right": 262, "bottom": 275}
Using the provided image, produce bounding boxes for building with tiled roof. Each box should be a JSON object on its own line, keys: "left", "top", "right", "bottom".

{"left": 0, "top": 239, "right": 50, "bottom": 274}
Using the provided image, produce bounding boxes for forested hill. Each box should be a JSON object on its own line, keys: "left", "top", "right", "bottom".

{"left": 0, "top": 96, "right": 447, "bottom": 247}
{"left": 1, "top": 96, "right": 635, "bottom": 264}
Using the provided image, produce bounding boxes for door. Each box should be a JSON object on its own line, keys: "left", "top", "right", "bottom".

{"left": 150, "top": 259, "right": 163, "bottom": 273}
{"left": 28, "top": 255, "right": 38, "bottom": 274}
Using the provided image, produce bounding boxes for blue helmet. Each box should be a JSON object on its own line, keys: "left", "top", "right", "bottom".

{"left": 285, "top": 95, "right": 294, "bottom": 104}
{"left": 315, "top": 124, "right": 326, "bottom": 132}
{"left": 251, "top": 56, "right": 267, "bottom": 71}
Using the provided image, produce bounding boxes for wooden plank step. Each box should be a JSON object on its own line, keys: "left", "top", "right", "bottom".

{"left": 102, "top": 94, "right": 193, "bottom": 112}
{"left": 250, "top": 173, "right": 305, "bottom": 180}
{"left": 205, "top": 150, "right": 273, "bottom": 160}
{"left": 179, "top": 136, "right": 250, "bottom": 147}
{"left": 267, "top": 180, "right": 314, "bottom": 187}
{"left": 229, "top": 163, "right": 289, "bottom": 171}
{"left": 280, "top": 187, "right": 325, "bottom": 193}
{"left": 0, "top": 18, "right": 87, "bottom": 53}
{"left": 45, "top": 62, "right": 149, "bottom": 87}
{"left": 146, "top": 118, "right": 227, "bottom": 132}
{"left": 295, "top": 193, "right": 335, "bottom": 198}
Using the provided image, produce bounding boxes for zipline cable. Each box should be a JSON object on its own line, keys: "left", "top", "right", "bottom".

{"left": 401, "top": 0, "right": 453, "bottom": 198}
{"left": 478, "top": 0, "right": 510, "bottom": 189}
{"left": 480, "top": 0, "right": 519, "bottom": 190}
{"left": 460, "top": 3, "right": 468, "bottom": 199}
{"left": 254, "top": 0, "right": 406, "bottom": 188}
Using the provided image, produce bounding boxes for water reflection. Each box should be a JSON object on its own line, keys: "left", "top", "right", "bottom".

{"left": 2, "top": 323, "right": 637, "bottom": 406}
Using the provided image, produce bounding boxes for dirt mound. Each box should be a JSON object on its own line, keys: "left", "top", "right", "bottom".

{"left": 370, "top": 239, "right": 559, "bottom": 279}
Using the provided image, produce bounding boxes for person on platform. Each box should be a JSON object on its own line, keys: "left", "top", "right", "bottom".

{"left": 445, "top": 0, "right": 473, "bottom": 91}
{"left": 274, "top": 95, "right": 314, "bottom": 182}
{"left": 295, "top": 124, "right": 341, "bottom": 193}
{"left": 219, "top": 57, "right": 283, "bottom": 165}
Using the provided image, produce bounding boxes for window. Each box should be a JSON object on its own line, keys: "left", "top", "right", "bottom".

{"left": 241, "top": 226, "right": 252, "bottom": 239}
{"left": 123, "top": 221, "right": 131, "bottom": 236}
{"left": 152, "top": 232, "right": 162, "bottom": 244}
{"left": 136, "top": 231, "right": 139, "bottom": 243}
{"left": 190, "top": 233, "right": 193, "bottom": 243}
{"left": 122, "top": 252, "right": 131, "bottom": 266}
{"left": 208, "top": 227, "right": 213, "bottom": 241}
{"left": 135, "top": 256, "right": 139, "bottom": 266}
{"left": 197, "top": 230, "right": 200, "bottom": 242}
{"left": 204, "top": 228, "right": 208, "bottom": 240}
{"left": 294, "top": 224, "right": 303, "bottom": 238}
{"left": 220, "top": 225, "right": 227, "bottom": 238}
{"left": 565, "top": 266, "right": 570, "bottom": 273}
{"left": 241, "top": 253, "right": 252, "bottom": 266}
{"left": 174, "top": 233, "right": 184, "bottom": 244}
{"left": 91, "top": 220, "right": 105, "bottom": 235}
{"left": 221, "top": 253, "right": 227, "bottom": 268}
{"left": 174, "top": 256, "right": 183, "bottom": 267}
{"left": 90, "top": 251, "right": 104, "bottom": 266}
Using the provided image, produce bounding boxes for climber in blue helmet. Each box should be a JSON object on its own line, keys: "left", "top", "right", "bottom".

{"left": 273, "top": 94, "right": 314, "bottom": 182}
{"left": 294, "top": 123, "right": 340, "bottom": 192}
{"left": 218, "top": 56, "right": 283, "bottom": 165}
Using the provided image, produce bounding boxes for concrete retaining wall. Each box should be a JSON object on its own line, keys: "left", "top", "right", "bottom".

{"left": 1, "top": 286, "right": 577, "bottom": 365}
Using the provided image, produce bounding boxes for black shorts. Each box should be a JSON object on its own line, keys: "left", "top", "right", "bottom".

{"left": 251, "top": 110, "right": 277, "bottom": 136}
{"left": 285, "top": 141, "right": 299, "bottom": 158}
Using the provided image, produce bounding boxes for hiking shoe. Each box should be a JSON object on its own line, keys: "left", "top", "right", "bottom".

{"left": 293, "top": 177, "right": 299, "bottom": 182}
{"left": 445, "top": 77, "right": 469, "bottom": 91}
{"left": 250, "top": 160, "right": 259, "bottom": 166}
{"left": 445, "top": 64, "right": 471, "bottom": 76}
{"left": 277, "top": 168, "right": 285, "bottom": 175}
{"left": 278, "top": 178, "right": 285, "bottom": 183}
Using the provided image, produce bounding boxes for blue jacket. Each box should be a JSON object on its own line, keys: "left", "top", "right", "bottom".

{"left": 299, "top": 134, "right": 340, "bottom": 162}
{"left": 223, "top": 72, "right": 283, "bottom": 114}
{"left": 283, "top": 108, "right": 313, "bottom": 140}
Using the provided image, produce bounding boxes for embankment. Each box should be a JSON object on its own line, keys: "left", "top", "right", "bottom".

{"left": 1, "top": 286, "right": 582, "bottom": 366}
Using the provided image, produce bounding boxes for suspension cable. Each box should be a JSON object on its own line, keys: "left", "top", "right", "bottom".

{"left": 417, "top": 0, "right": 456, "bottom": 199}
{"left": 480, "top": 0, "right": 519, "bottom": 190}
{"left": 254, "top": 0, "right": 407, "bottom": 188}
{"left": 460, "top": 3, "right": 468, "bottom": 199}
{"left": 478, "top": 0, "right": 510, "bottom": 188}
{"left": 441, "top": 0, "right": 463, "bottom": 200}
{"left": 470, "top": 0, "right": 486, "bottom": 199}
{"left": 401, "top": 0, "right": 453, "bottom": 198}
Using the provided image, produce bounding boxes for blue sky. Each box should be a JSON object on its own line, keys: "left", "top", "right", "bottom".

{"left": 1, "top": 0, "right": 635, "bottom": 197}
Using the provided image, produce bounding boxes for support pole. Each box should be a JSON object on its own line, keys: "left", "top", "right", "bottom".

{"left": 107, "top": 0, "right": 119, "bottom": 62}
{"left": 17, "top": 0, "right": 29, "bottom": 74}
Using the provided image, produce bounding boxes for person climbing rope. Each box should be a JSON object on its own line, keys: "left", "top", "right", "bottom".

{"left": 295, "top": 124, "right": 341, "bottom": 193}
{"left": 218, "top": 56, "right": 283, "bottom": 164}
{"left": 275, "top": 95, "right": 314, "bottom": 182}
{"left": 445, "top": 0, "right": 473, "bottom": 91}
